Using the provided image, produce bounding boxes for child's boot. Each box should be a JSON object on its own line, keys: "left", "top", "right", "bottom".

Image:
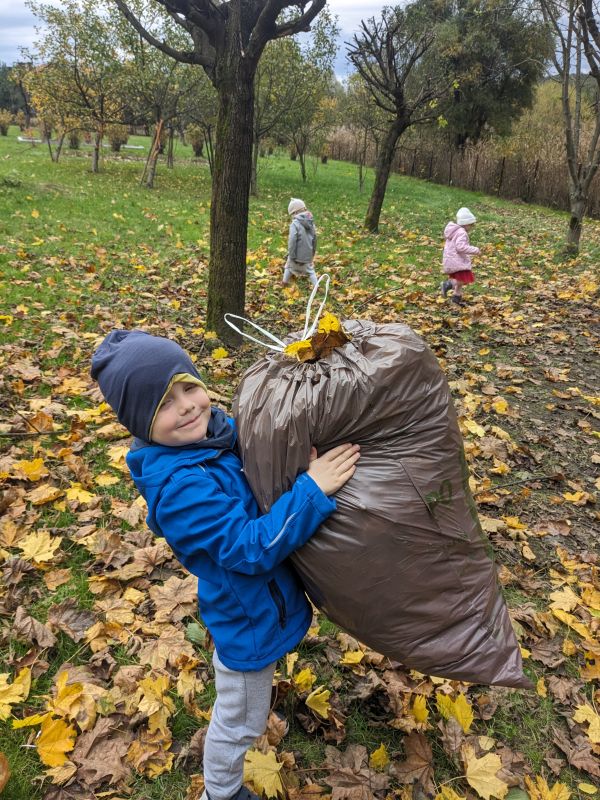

{"left": 202, "top": 788, "right": 261, "bottom": 800}
{"left": 440, "top": 279, "right": 452, "bottom": 298}
{"left": 451, "top": 294, "right": 467, "bottom": 307}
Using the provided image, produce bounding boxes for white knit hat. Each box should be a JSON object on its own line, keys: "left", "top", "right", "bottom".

{"left": 288, "top": 198, "right": 306, "bottom": 215}
{"left": 456, "top": 207, "right": 476, "bottom": 225}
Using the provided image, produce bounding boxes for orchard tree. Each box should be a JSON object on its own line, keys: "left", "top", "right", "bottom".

{"left": 439, "top": 0, "right": 551, "bottom": 147}
{"left": 539, "top": 0, "right": 600, "bottom": 252}
{"left": 344, "top": 72, "right": 386, "bottom": 192}
{"left": 112, "top": 1, "right": 208, "bottom": 187}
{"left": 113, "top": 0, "right": 326, "bottom": 343}
{"left": 348, "top": 2, "right": 453, "bottom": 232}
{"left": 25, "top": 0, "right": 127, "bottom": 172}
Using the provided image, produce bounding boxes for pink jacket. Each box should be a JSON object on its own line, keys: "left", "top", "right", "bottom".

{"left": 442, "top": 222, "right": 480, "bottom": 273}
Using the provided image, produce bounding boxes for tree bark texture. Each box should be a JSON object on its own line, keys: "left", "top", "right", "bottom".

{"left": 91, "top": 131, "right": 102, "bottom": 173}
{"left": 206, "top": 43, "right": 255, "bottom": 341}
{"left": 365, "top": 121, "right": 406, "bottom": 232}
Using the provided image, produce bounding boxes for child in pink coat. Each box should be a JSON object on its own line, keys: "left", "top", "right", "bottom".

{"left": 440, "top": 207, "right": 480, "bottom": 306}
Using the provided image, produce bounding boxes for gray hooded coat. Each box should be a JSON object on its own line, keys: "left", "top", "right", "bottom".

{"left": 288, "top": 211, "right": 317, "bottom": 264}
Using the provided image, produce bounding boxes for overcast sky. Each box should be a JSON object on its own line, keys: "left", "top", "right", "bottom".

{"left": 0, "top": 1, "right": 388, "bottom": 76}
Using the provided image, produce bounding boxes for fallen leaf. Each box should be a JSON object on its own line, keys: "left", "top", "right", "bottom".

{"left": 462, "top": 745, "right": 508, "bottom": 800}
{"left": 243, "top": 749, "right": 285, "bottom": 799}
{"left": 37, "top": 717, "right": 77, "bottom": 767}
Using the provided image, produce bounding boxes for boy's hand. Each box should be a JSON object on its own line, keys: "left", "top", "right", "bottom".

{"left": 307, "top": 443, "right": 360, "bottom": 496}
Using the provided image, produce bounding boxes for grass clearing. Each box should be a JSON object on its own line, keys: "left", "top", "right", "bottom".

{"left": 1, "top": 125, "right": 599, "bottom": 798}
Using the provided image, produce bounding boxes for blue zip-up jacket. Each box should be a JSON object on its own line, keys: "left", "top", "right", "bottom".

{"left": 126, "top": 423, "right": 336, "bottom": 671}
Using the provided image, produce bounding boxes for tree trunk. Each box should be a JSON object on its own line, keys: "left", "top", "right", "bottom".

{"left": 91, "top": 130, "right": 103, "bottom": 173}
{"left": 565, "top": 193, "right": 587, "bottom": 254}
{"left": 167, "top": 126, "right": 174, "bottom": 168}
{"left": 144, "top": 122, "right": 163, "bottom": 189}
{"left": 206, "top": 57, "right": 255, "bottom": 343}
{"left": 250, "top": 130, "right": 260, "bottom": 196}
{"left": 365, "top": 120, "right": 406, "bottom": 232}
{"left": 53, "top": 133, "right": 66, "bottom": 163}
{"left": 298, "top": 149, "right": 307, "bottom": 182}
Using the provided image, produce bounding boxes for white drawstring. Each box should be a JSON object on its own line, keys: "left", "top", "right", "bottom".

{"left": 301, "top": 274, "right": 330, "bottom": 340}
{"left": 223, "top": 273, "right": 331, "bottom": 352}
{"left": 223, "top": 314, "right": 286, "bottom": 352}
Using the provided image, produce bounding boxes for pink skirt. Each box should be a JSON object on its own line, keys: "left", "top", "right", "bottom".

{"left": 451, "top": 270, "right": 475, "bottom": 284}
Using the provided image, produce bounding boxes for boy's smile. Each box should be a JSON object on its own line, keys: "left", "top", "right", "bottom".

{"left": 151, "top": 381, "right": 212, "bottom": 446}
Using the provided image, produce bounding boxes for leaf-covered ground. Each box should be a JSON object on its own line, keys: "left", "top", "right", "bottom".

{"left": 0, "top": 128, "right": 598, "bottom": 800}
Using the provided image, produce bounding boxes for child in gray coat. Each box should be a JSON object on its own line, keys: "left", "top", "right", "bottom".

{"left": 283, "top": 198, "right": 318, "bottom": 287}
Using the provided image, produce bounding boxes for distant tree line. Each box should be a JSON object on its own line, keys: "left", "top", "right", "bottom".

{"left": 3, "top": 0, "right": 599, "bottom": 339}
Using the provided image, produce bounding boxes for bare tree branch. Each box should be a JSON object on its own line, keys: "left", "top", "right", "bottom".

{"left": 112, "top": 0, "right": 210, "bottom": 66}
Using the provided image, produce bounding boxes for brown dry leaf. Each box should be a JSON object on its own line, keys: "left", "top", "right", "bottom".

{"left": 48, "top": 599, "right": 96, "bottom": 642}
{"left": 0, "top": 752, "right": 10, "bottom": 792}
{"left": 13, "top": 606, "right": 57, "bottom": 648}
{"left": 185, "top": 774, "right": 205, "bottom": 800}
{"left": 44, "top": 569, "right": 72, "bottom": 590}
{"left": 126, "top": 729, "right": 174, "bottom": 778}
{"left": 324, "top": 743, "right": 389, "bottom": 800}
{"left": 44, "top": 761, "right": 78, "bottom": 786}
{"left": 552, "top": 727, "right": 600, "bottom": 778}
{"left": 137, "top": 627, "right": 196, "bottom": 670}
{"left": 149, "top": 574, "right": 198, "bottom": 623}
{"left": 391, "top": 733, "right": 435, "bottom": 795}
{"left": 72, "top": 716, "right": 133, "bottom": 787}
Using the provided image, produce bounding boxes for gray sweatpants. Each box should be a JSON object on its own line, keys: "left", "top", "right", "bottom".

{"left": 203, "top": 651, "right": 276, "bottom": 800}
{"left": 283, "top": 257, "right": 318, "bottom": 286}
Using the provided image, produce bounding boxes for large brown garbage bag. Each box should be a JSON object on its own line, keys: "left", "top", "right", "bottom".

{"left": 233, "top": 320, "right": 531, "bottom": 688}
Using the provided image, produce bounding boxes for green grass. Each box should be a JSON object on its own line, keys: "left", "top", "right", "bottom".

{"left": 1, "top": 123, "right": 599, "bottom": 799}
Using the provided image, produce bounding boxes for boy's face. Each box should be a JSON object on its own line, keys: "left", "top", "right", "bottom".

{"left": 151, "top": 381, "right": 211, "bottom": 446}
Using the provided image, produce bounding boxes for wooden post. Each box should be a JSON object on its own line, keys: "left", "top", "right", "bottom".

{"left": 497, "top": 156, "right": 506, "bottom": 196}
{"left": 471, "top": 153, "right": 479, "bottom": 191}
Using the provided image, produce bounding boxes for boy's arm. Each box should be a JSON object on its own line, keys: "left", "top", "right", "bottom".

{"left": 156, "top": 469, "right": 335, "bottom": 576}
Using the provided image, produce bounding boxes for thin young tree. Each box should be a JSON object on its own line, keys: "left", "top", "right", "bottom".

{"left": 113, "top": 0, "right": 326, "bottom": 343}
{"left": 348, "top": 2, "right": 452, "bottom": 232}
{"left": 539, "top": 0, "right": 600, "bottom": 253}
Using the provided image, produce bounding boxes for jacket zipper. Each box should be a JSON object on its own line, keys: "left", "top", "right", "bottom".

{"left": 268, "top": 579, "right": 287, "bottom": 628}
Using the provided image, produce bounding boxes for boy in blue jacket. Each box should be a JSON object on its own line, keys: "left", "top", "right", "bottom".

{"left": 90, "top": 330, "right": 359, "bottom": 800}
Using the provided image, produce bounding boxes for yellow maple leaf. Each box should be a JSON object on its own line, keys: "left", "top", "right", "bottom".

{"left": 463, "top": 419, "right": 486, "bottom": 437}
{"left": 581, "top": 652, "right": 600, "bottom": 681}
{"left": 212, "top": 347, "right": 229, "bottom": 360}
{"left": 293, "top": 667, "right": 316, "bottom": 692}
{"left": 492, "top": 398, "right": 509, "bottom": 415}
{"left": 317, "top": 312, "right": 342, "bottom": 333}
{"left": 435, "top": 788, "right": 466, "bottom": 800}
{"left": 37, "top": 717, "right": 77, "bottom": 767}
{"left": 463, "top": 746, "right": 508, "bottom": 800}
{"left": 306, "top": 685, "right": 331, "bottom": 719}
{"left": 536, "top": 678, "right": 547, "bottom": 698}
{"left": 340, "top": 650, "right": 364, "bottom": 665}
{"left": 137, "top": 674, "right": 175, "bottom": 735}
{"left": 65, "top": 483, "right": 96, "bottom": 504}
{"left": 369, "top": 743, "right": 389, "bottom": 770}
{"left": 26, "top": 483, "right": 64, "bottom": 506}
{"left": 573, "top": 704, "right": 600, "bottom": 744}
{"left": 0, "top": 669, "right": 31, "bottom": 720}
{"left": 48, "top": 672, "right": 83, "bottom": 719}
{"left": 524, "top": 774, "right": 571, "bottom": 800}
{"left": 11, "top": 458, "right": 49, "bottom": 481}
{"left": 502, "top": 516, "right": 527, "bottom": 530}
{"left": 552, "top": 608, "right": 592, "bottom": 640}
{"left": 436, "top": 692, "right": 473, "bottom": 732}
{"left": 284, "top": 339, "right": 314, "bottom": 360}
{"left": 17, "top": 530, "right": 62, "bottom": 563}
{"left": 243, "top": 749, "right": 284, "bottom": 799}
{"left": 94, "top": 472, "right": 120, "bottom": 487}
{"left": 31, "top": 208, "right": 40, "bottom": 218}
{"left": 13, "top": 711, "right": 52, "bottom": 728}
{"left": 411, "top": 695, "right": 429, "bottom": 724}
{"left": 549, "top": 587, "right": 580, "bottom": 612}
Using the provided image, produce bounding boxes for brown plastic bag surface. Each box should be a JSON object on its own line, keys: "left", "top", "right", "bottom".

{"left": 233, "top": 320, "right": 531, "bottom": 688}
